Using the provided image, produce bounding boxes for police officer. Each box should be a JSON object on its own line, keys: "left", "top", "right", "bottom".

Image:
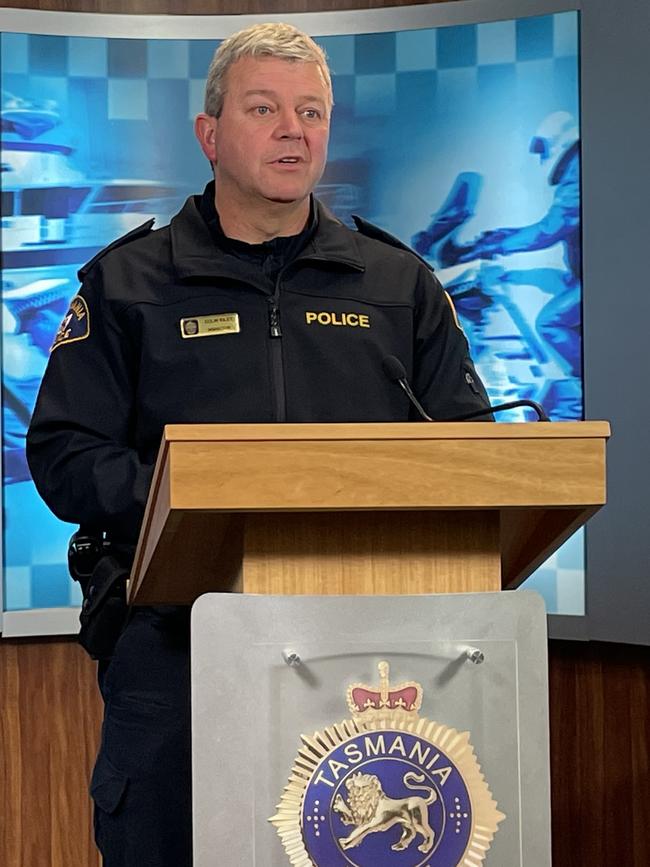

{"left": 26, "top": 23, "right": 491, "bottom": 867}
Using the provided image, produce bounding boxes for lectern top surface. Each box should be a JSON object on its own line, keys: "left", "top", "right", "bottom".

{"left": 163, "top": 420, "right": 610, "bottom": 443}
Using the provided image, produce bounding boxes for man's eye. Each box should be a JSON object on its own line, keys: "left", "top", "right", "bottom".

{"left": 255, "top": 106, "right": 271, "bottom": 115}
{"left": 302, "top": 109, "right": 321, "bottom": 120}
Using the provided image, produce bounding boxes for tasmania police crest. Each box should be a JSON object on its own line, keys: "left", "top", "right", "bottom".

{"left": 270, "top": 661, "right": 505, "bottom": 866}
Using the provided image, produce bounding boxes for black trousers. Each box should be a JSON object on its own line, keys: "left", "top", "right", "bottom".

{"left": 91, "top": 608, "right": 192, "bottom": 867}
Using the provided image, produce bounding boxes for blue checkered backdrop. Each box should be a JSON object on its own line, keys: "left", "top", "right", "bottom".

{"left": 1, "top": 12, "right": 583, "bottom": 620}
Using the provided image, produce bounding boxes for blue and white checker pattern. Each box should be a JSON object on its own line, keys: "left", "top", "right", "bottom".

{"left": 522, "top": 528, "right": 585, "bottom": 615}
{"left": 1, "top": 35, "right": 223, "bottom": 191}
{"left": 1, "top": 12, "right": 581, "bottom": 615}
{"left": 3, "top": 482, "right": 81, "bottom": 610}
{"left": 2, "top": 14, "right": 578, "bottom": 129}
{"left": 324, "top": 13, "right": 578, "bottom": 119}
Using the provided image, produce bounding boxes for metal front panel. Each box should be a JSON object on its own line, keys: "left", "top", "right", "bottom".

{"left": 191, "top": 591, "right": 550, "bottom": 867}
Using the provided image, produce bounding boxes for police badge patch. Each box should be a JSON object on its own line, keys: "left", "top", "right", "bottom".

{"left": 51, "top": 294, "right": 90, "bottom": 351}
{"left": 271, "top": 662, "right": 504, "bottom": 866}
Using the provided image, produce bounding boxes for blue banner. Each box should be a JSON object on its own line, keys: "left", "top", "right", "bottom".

{"left": 1, "top": 12, "right": 583, "bottom": 617}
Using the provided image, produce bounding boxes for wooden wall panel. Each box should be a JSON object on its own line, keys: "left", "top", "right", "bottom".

{"left": 1, "top": 639, "right": 102, "bottom": 867}
{"left": 549, "top": 640, "right": 650, "bottom": 867}
{"left": 2, "top": 637, "right": 649, "bottom": 867}
{"left": 1, "top": 0, "right": 449, "bottom": 13}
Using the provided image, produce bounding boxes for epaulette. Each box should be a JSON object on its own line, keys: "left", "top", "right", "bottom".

{"left": 351, "top": 214, "right": 435, "bottom": 272}
{"left": 77, "top": 218, "right": 155, "bottom": 281}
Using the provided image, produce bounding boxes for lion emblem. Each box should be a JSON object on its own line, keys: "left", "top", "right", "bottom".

{"left": 332, "top": 770, "right": 437, "bottom": 854}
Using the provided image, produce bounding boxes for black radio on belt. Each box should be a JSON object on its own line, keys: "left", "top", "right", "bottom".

{"left": 68, "top": 526, "right": 131, "bottom": 660}
{"left": 68, "top": 527, "right": 109, "bottom": 593}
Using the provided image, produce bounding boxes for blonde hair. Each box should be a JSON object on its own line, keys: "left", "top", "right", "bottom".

{"left": 204, "top": 22, "right": 333, "bottom": 118}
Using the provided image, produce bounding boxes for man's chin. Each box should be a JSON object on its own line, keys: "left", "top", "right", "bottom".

{"left": 258, "top": 179, "right": 315, "bottom": 206}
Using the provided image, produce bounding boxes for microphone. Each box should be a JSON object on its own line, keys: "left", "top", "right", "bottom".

{"left": 382, "top": 354, "right": 549, "bottom": 422}
{"left": 382, "top": 355, "right": 433, "bottom": 421}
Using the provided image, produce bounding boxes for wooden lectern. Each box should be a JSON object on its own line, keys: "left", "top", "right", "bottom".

{"left": 129, "top": 421, "right": 609, "bottom": 605}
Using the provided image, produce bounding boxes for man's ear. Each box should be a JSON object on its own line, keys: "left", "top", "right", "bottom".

{"left": 194, "top": 113, "right": 218, "bottom": 163}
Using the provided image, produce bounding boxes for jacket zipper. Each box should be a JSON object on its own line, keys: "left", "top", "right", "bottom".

{"left": 265, "top": 254, "right": 362, "bottom": 423}
{"left": 268, "top": 277, "right": 286, "bottom": 422}
{"left": 268, "top": 296, "right": 282, "bottom": 338}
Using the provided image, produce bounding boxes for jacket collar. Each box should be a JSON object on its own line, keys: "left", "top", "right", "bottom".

{"left": 302, "top": 200, "right": 365, "bottom": 271}
{"left": 170, "top": 188, "right": 365, "bottom": 282}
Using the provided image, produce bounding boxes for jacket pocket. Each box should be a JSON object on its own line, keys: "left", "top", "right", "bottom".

{"left": 90, "top": 750, "right": 129, "bottom": 815}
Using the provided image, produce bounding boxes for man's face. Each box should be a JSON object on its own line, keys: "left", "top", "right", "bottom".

{"left": 199, "top": 55, "right": 330, "bottom": 209}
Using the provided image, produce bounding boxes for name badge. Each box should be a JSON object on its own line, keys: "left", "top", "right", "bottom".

{"left": 180, "top": 313, "right": 240, "bottom": 339}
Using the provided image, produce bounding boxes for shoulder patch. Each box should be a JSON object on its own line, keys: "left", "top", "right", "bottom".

{"left": 444, "top": 290, "right": 465, "bottom": 334}
{"left": 77, "top": 218, "right": 155, "bottom": 281}
{"left": 51, "top": 294, "right": 90, "bottom": 352}
{"left": 351, "top": 214, "right": 435, "bottom": 272}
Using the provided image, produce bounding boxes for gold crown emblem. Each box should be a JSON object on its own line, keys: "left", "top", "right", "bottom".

{"left": 346, "top": 660, "right": 422, "bottom": 723}
{"left": 271, "top": 658, "right": 506, "bottom": 867}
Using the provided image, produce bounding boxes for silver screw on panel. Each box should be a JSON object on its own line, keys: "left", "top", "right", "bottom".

{"left": 282, "top": 649, "right": 302, "bottom": 667}
{"left": 465, "top": 647, "right": 485, "bottom": 665}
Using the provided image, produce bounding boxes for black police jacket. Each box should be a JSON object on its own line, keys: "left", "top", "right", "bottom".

{"left": 26, "top": 194, "right": 491, "bottom": 544}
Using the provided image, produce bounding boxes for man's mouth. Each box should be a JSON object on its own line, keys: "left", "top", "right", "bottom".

{"left": 274, "top": 157, "right": 302, "bottom": 164}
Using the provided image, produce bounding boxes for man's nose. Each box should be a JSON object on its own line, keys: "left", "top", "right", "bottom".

{"left": 274, "top": 108, "right": 303, "bottom": 139}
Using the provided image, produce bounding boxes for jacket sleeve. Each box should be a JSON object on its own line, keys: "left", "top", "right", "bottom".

{"left": 26, "top": 267, "right": 153, "bottom": 544}
{"left": 412, "top": 266, "right": 493, "bottom": 421}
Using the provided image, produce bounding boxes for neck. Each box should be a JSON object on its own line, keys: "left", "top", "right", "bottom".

{"left": 214, "top": 185, "right": 310, "bottom": 243}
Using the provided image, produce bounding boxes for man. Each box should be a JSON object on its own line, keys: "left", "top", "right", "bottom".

{"left": 26, "top": 23, "right": 491, "bottom": 867}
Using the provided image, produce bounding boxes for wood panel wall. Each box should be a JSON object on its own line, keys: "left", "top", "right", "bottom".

{"left": 1, "top": 0, "right": 444, "bottom": 13}
{"left": 549, "top": 640, "right": 650, "bottom": 866}
{"left": 1, "top": 637, "right": 649, "bottom": 866}
{"left": 1, "top": 639, "right": 103, "bottom": 867}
